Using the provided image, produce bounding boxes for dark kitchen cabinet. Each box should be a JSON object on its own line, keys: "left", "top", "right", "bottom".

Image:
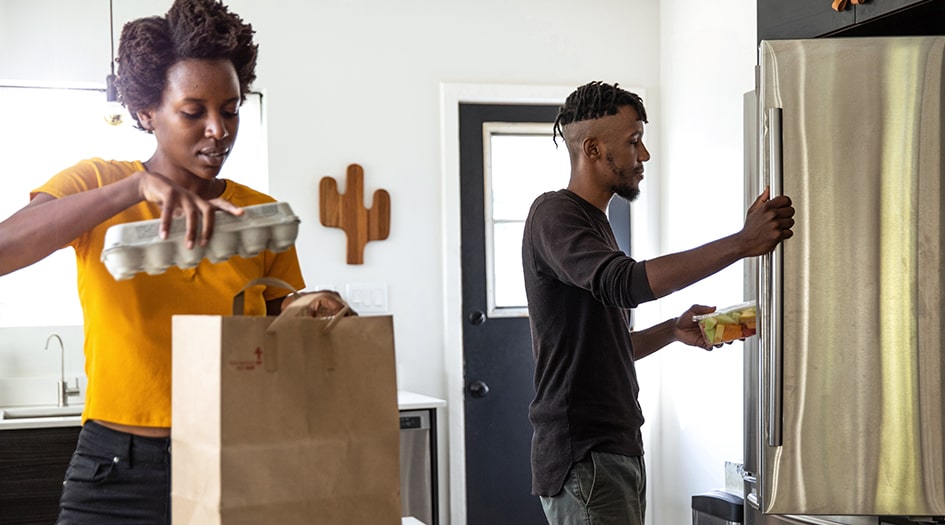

{"left": 758, "top": 0, "right": 854, "bottom": 40}
{"left": 758, "top": 0, "right": 945, "bottom": 42}
{"left": 838, "top": 0, "right": 945, "bottom": 36}
{"left": 855, "top": 0, "right": 932, "bottom": 22}
{"left": 0, "top": 426, "right": 80, "bottom": 524}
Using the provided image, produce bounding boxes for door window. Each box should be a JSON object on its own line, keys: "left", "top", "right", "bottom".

{"left": 483, "top": 122, "right": 570, "bottom": 317}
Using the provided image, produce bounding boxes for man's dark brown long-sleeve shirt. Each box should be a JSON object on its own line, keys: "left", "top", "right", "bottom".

{"left": 522, "top": 189, "right": 656, "bottom": 496}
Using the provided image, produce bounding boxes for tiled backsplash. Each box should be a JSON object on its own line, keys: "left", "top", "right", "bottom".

{"left": 0, "top": 326, "right": 86, "bottom": 407}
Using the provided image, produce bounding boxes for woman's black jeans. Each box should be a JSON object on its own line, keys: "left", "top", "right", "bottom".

{"left": 57, "top": 420, "right": 171, "bottom": 525}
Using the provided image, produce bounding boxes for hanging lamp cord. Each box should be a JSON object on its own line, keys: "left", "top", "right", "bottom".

{"left": 109, "top": 0, "right": 115, "bottom": 76}
{"left": 105, "top": 0, "right": 118, "bottom": 102}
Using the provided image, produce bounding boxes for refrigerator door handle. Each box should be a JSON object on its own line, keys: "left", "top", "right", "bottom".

{"left": 765, "top": 107, "right": 783, "bottom": 447}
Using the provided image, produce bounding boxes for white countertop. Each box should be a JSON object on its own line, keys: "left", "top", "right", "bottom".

{"left": 1, "top": 390, "right": 445, "bottom": 430}
{"left": 0, "top": 413, "right": 82, "bottom": 430}
{"left": 397, "top": 390, "right": 447, "bottom": 410}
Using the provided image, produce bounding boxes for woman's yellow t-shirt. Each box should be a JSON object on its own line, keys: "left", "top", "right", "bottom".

{"left": 32, "top": 158, "right": 305, "bottom": 428}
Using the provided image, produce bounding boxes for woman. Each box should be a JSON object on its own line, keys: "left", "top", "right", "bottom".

{"left": 0, "top": 1, "right": 344, "bottom": 522}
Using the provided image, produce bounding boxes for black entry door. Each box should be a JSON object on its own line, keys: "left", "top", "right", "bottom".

{"left": 459, "top": 102, "right": 633, "bottom": 524}
{"left": 460, "top": 103, "right": 557, "bottom": 524}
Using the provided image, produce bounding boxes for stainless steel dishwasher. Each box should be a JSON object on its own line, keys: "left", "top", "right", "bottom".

{"left": 399, "top": 409, "right": 437, "bottom": 525}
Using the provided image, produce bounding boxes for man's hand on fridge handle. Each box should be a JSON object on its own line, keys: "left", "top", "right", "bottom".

{"left": 739, "top": 186, "right": 795, "bottom": 257}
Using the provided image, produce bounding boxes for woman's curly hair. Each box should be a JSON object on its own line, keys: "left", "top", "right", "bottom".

{"left": 553, "top": 81, "right": 648, "bottom": 147}
{"left": 115, "top": 0, "right": 258, "bottom": 131}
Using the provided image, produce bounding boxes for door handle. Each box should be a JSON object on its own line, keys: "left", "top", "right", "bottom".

{"left": 764, "top": 107, "right": 784, "bottom": 448}
{"left": 468, "top": 380, "right": 490, "bottom": 398}
{"left": 467, "top": 310, "right": 486, "bottom": 325}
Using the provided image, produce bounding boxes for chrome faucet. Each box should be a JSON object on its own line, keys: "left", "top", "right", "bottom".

{"left": 45, "top": 333, "right": 80, "bottom": 407}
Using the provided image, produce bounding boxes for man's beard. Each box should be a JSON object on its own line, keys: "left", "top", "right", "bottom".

{"left": 607, "top": 154, "right": 640, "bottom": 202}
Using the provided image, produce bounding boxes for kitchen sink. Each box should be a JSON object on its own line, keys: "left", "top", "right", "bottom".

{"left": 0, "top": 405, "right": 84, "bottom": 420}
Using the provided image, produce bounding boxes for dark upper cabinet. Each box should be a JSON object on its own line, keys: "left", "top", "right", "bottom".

{"left": 855, "top": 0, "right": 930, "bottom": 22}
{"left": 758, "top": 0, "right": 945, "bottom": 42}
{"left": 841, "top": 0, "right": 945, "bottom": 36}
{"left": 758, "top": 0, "right": 855, "bottom": 41}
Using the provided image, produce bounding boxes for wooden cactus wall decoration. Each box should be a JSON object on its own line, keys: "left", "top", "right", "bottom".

{"left": 319, "top": 164, "right": 391, "bottom": 264}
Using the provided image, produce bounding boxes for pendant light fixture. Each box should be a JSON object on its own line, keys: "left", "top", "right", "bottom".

{"left": 103, "top": 0, "right": 124, "bottom": 126}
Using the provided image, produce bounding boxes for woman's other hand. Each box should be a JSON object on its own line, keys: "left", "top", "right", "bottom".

{"left": 281, "top": 290, "right": 357, "bottom": 318}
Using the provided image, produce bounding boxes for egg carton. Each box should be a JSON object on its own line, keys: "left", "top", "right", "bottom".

{"left": 101, "top": 202, "right": 300, "bottom": 281}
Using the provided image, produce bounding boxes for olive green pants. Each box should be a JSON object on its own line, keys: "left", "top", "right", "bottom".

{"left": 540, "top": 451, "right": 646, "bottom": 525}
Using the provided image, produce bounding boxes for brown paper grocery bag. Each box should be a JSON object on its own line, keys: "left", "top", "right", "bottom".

{"left": 171, "top": 288, "right": 401, "bottom": 525}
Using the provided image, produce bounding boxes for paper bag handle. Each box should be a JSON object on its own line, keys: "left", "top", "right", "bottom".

{"left": 263, "top": 293, "right": 353, "bottom": 372}
{"left": 232, "top": 277, "right": 299, "bottom": 316}
{"left": 267, "top": 293, "right": 352, "bottom": 329}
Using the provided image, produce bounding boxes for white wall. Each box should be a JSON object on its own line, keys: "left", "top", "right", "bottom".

{"left": 1, "top": 1, "right": 760, "bottom": 523}
{"left": 649, "top": 1, "right": 758, "bottom": 524}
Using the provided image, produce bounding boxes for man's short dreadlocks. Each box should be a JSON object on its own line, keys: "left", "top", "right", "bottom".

{"left": 553, "top": 81, "right": 648, "bottom": 146}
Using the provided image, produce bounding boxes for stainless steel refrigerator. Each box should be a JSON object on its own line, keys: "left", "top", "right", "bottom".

{"left": 743, "top": 36, "right": 945, "bottom": 524}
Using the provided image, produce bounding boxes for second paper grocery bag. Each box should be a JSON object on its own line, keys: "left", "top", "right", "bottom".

{"left": 171, "top": 294, "right": 400, "bottom": 525}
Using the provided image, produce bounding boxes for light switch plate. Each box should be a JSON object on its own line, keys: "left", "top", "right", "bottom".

{"left": 345, "top": 283, "right": 389, "bottom": 314}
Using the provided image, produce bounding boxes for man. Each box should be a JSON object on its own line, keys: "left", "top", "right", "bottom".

{"left": 522, "top": 81, "right": 794, "bottom": 524}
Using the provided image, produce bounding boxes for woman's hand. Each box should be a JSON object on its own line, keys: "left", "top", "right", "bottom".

{"left": 135, "top": 170, "right": 243, "bottom": 248}
{"left": 281, "top": 290, "right": 358, "bottom": 318}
